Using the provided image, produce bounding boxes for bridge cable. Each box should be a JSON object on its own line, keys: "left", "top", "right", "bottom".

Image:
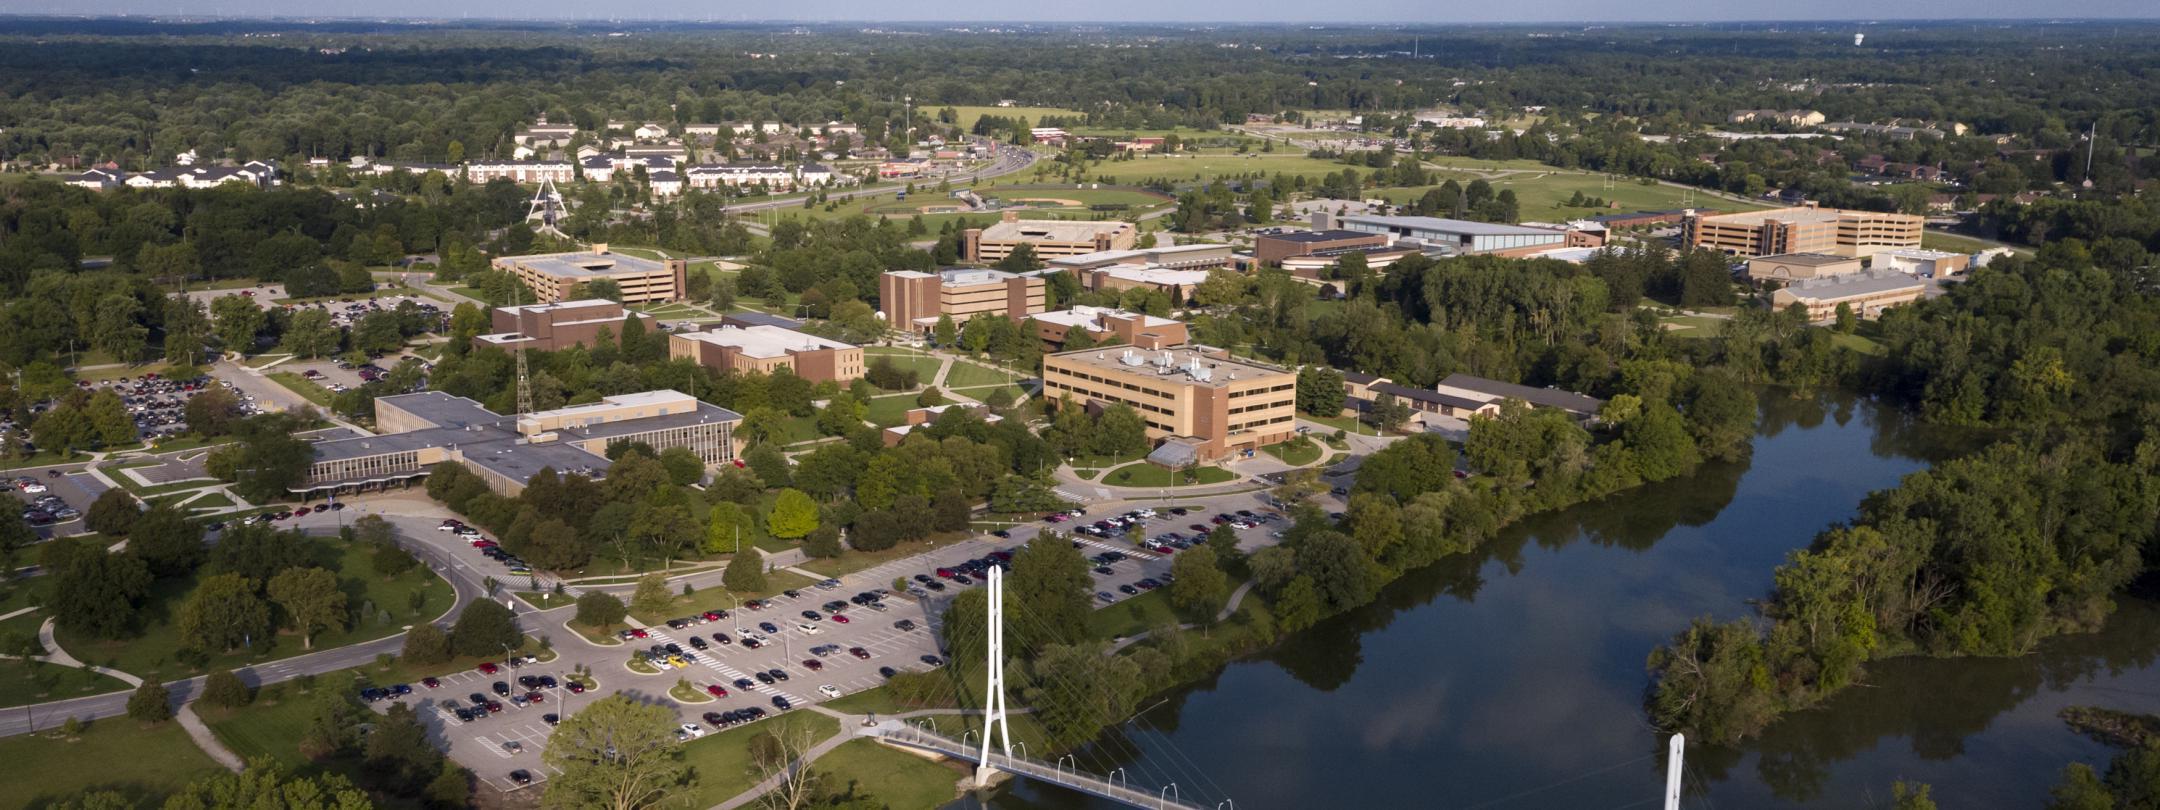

{"left": 1001, "top": 590, "right": 1229, "bottom": 807}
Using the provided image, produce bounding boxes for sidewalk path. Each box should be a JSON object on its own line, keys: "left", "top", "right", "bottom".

{"left": 35, "top": 616, "right": 244, "bottom": 771}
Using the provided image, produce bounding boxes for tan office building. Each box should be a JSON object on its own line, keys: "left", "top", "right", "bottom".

{"left": 962, "top": 212, "right": 1137, "bottom": 263}
{"left": 473, "top": 299, "right": 654, "bottom": 352}
{"left": 299, "top": 390, "right": 741, "bottom": 498}
{"left": 1683, "top": 205, "right": 1923, "bottom": 258}
{"left": 1041, "top": 346, "right": 1297, "bottom": 461}
{"left": 1770, "top": 271, "right": 1928, "bottom": 322}
{"left": 880, "top": 268, "right": 1046, "bottom": 333}
{"left": 1745, "top": 253, "right": 1865, "bottom": 283}
{"left": 668, "top": 325, "right": 865, "bottom": 383}
{"left": 495, "top": 244, "right": 688, "bottom": 305}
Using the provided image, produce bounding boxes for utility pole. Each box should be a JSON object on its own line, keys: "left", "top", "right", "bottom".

{"left": 974, "top": 564, "right": 1013, "bottom": 786}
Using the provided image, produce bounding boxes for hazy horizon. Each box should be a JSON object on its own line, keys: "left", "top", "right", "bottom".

{"left": 0, "top": 1, "right": 2155, "bottom": 25}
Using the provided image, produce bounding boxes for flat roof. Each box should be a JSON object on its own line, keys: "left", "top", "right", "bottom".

{"left": 719, "top": 311, "right": 806, "bottom": 330}
{"left": 675, "top": 325, "right": 855, "bottom": 359}
{"left": 1879, "top": 248, "right": 1965, "bottom": 260}
{"left": 980, "top": 219, "right": 1129, "bottom": 243}
{"left": 1260, "top": 229, "right": 1382, "bottom": 244}
{"left": 1092, "top": 266, "right": 1213, "bottom": 287}
{"left": 502, "top": 250, "right": 670, "bottom": 280}
{"left": 1046, "top": 244, "right": 1231, "bottom": 267}
{"left": 1031, "top": 306, "right": 1181, "bottom": 330}
{"left": 1753, "top": 253, "right": 1858, "bottom": 266}
{"left": 1341, "top": 215, "right": 1567, "bottom": 238}
{"left": 1781, "top": 271, "right": 1926, "bottom": 299}
{"left": 1049, "top": 346, "right": 1291, "bottom": 390}
{"left": 375, "top": 391, "right": 503, "bottom": 430}
{"left": 1375, "top": 382, "right": 1489, "bottom": 411}
{"left": 498, "top": 299, "right": 627, "bottom": 316}
{"left": 1437, "top": 373, "right": 1604, "bottom": 415}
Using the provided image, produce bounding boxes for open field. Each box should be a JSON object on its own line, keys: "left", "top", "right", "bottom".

{"left": 1377, "top": 171, "right": 1769, "bottom": 217}
{"left": 942, "top": 361, "right": 1023, "bottom": 388}
{"left": 816, "top": 738, "right": 968, "bottom": 807}
{"left": 1102, "top": 462, "right": 1237, "bottom": 487}
{"left": 1083, "top": 153, "right": 1352, "bottom": 184}
{"left": 0, "top": 715, "right": 223, "bottom": 807}
{"left": 944, "top": 105, "right": 1086, "bottom": 131}
{"left": 664, "top": 711, "right": 839, "bottom": 808}
{"left": 865, "top": 394, "right": 921, "bottom": 428}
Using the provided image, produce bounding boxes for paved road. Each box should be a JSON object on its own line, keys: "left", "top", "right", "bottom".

{"left": 0, "top": 516, "right": 485, "bottom": 738}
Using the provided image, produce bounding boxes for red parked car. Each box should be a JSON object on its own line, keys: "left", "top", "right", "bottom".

{"left": 706, "top": 684, "right": 728, "bottom": 698}
{"left": 478, "top": 662, "right": 499, "bottom": 675}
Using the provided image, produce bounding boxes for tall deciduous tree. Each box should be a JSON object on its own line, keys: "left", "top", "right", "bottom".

{"left": 177, "top": 573, "right": 271, "bottom": 654}
{"left": 723, "top": 548, "right": 766, "bottom": 592}
{"left": 541, "top": 695, "right": 687, "bottom": 810}
{"left": 449, "top": 599, "right": 521, "bottom": 658}
{"left": 766, "top": 489, "right": 819, "bottom": 540}
{"left": 268, "top": 567, "right": 348, "bottom": 649}
{"left": 1007, "top": 534, "right": 1093, "bottom": 658}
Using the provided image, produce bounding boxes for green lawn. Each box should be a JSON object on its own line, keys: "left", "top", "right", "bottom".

{"left": 0, "top": 714, "right": 222, "bottom": 808}
{"left": 1101, "top": 463, "right": 1237, "bottom": 487}
{"left": 1083, "top": 153, "right": 1351, "bottom": 184}
{"left": 762, "top": 414, "right": 821, "bottom": 447}
{"left": 1261, "top": 438, "right": 1323, "bottom": 466}
{"left": 864, "top": 395, "right": 921, "bottom": 428}
{"left": 632, "top": 569, "right": 819, "bottom": 625}
{"left": 980, "top": 186, "right": 1173, "bottom": 211}
{"left": 942, "top": 360, "right": 1022, "bottom": 389}
{"left": 184, "top": 491, "right": 236, "bottom": 510}
{"left": 666, "top": 712, "right": 840, "bottom": 809}
{"left": 796, "top": 531, "right": 973, "bottom": 580}
{"left": 266, "top": 371, "right": 336, "bottom": 408}
{"left": 0, "top": 656, "right": 132, "bottom": 709}
{"left": 1659, "top": 314, "right": 1727, "bottom": 338}
{"left": 815, "top": 738, "right": 965, "bottom": 807}
{"left": 73, "top": 362, "right": 176, "bottom": 383}
{"left": 202, "top": 688, "right": 318, "bottom": 768}
{"left": 861, "top": 350, "right": 942, "bottom": 387}
{"left": 56, "top": 537, "right": 455, "bottom": 681}
{"left": 1376, "top": 170, "right": 1768, "bottom": 218}
{"left": 1090, "top": 588, "right": 1180, "bottom": 638}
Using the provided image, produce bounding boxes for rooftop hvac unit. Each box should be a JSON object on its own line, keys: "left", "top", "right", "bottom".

{"left": 1120, "top": 350, "right": 1145, "bottom": 367}
{"left": 1155, "top": 351, "right": 1174, "bottom": 368}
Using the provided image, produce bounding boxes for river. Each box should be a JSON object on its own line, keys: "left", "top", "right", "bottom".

{"left": 956, "top": 392, "right": 2160, "bottom": 809}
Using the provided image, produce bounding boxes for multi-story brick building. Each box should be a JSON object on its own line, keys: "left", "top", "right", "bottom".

{"left": 1683, "top": 204, "right": 1924, "bottom": 258}
{"left": 879, "top": 268, "right": 1046, "bottom": 333}
{"left": 1028, "top": 306, "right": 1188, "bottom": 350}
{"left": 962, "top": 212, "right": 1137, "bottom": 263}
{"left": 471, "top": 299, "right": 654, "bottom": 353}
{"left": 495, "top": 245, "right": 688, "bottom": 305}
{"left": 667, "top": 325, "right": 865, "bottom": 383}
{"left": 1041, "top": 346, "right": 1297, "bottom": 461}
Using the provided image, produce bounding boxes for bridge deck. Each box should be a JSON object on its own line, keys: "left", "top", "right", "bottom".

{"left": 870, "top": 725, "right": 1209, "bottom": 810}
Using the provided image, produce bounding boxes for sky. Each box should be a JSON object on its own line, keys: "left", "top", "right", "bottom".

{"left": 1, "top": 0, "right": 2156, "bottom": 23}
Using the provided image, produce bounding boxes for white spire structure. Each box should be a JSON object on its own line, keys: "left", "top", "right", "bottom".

{"left": 975, "top": 564, "right": 1014, "bottom": 787}
{"left": 1663, "top": 733, "right": 1685, "bottom": 810}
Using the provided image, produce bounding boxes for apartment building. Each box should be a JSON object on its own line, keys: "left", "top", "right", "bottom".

{"left": 471, "top": 299, "right": 654, "bottom": 353}
{"left": 668, "top": 325, "right": 866, "bottom": 384}
{"left": 1042, "top": 346, "right": 1298, "bottom": 461}
{"left": 495, "top": 245, "right": 688, "bottom": 305}
{"left": 1030, "top": 306, "right": 1188, "bottom": 350}
{"left": 298, "top": 390, "right": 742, "bottom": 497}
{"left": 879, "top": 268, "right": 1047, "bottom": 333}
{"left": 465, "top": 160, "right": 575, "bottom": 184}
{"left": 1683, "top": 205, "right": 1924, "bottom": 257}
{"left": 962, "top": 212, "right": 1138, "bottom": 263}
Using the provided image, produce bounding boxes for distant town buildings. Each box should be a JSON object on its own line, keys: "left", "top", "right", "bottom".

{"left": 1728, "top": 109, "right": 1827, "bottom": 127}
{"left": 495, "top": 245, "right": 689, "bottom": 305}
{"left": 72, "top": 161, "right": 280, "bottom": 191}
{"left": 1683, "top": 204, "right": 1924, "bottom": 258}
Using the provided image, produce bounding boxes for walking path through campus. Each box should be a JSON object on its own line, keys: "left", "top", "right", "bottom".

{"left": 24, "top": 617, "right": 247, "bottom": 771}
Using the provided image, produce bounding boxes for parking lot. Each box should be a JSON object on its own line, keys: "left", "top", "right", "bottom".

{"left": 333, "top": 491, "right": 1295, "bottom": 793}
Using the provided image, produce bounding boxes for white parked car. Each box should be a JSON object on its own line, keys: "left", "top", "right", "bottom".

{"left": 817, "top": 684, "right": 842, "bottom": 698}
{"left": 677, "top": 723, "right": 707, "bottom": 740}
{"left": 796, "top": 623, "right": 822, "bottom": 635}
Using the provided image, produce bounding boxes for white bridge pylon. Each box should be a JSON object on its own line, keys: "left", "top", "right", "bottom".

{"left": 976, "top": 564, "right": 1015, "bottom": 787}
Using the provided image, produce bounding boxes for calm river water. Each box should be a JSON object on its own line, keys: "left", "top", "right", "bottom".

{"left": 955, "top": 392, "right": 2160, "bottom": 809}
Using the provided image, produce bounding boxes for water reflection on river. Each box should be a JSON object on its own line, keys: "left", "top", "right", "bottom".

{"left": 957, "top": 392, "right": 2160, "bottom": 809}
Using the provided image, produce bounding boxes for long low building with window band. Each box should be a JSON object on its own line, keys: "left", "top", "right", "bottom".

{"left": 1041, "top": 346, "right": 1297, "bottom": 461}
{"left": 298, "top": 389, "right": 741, "bottom": 497}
